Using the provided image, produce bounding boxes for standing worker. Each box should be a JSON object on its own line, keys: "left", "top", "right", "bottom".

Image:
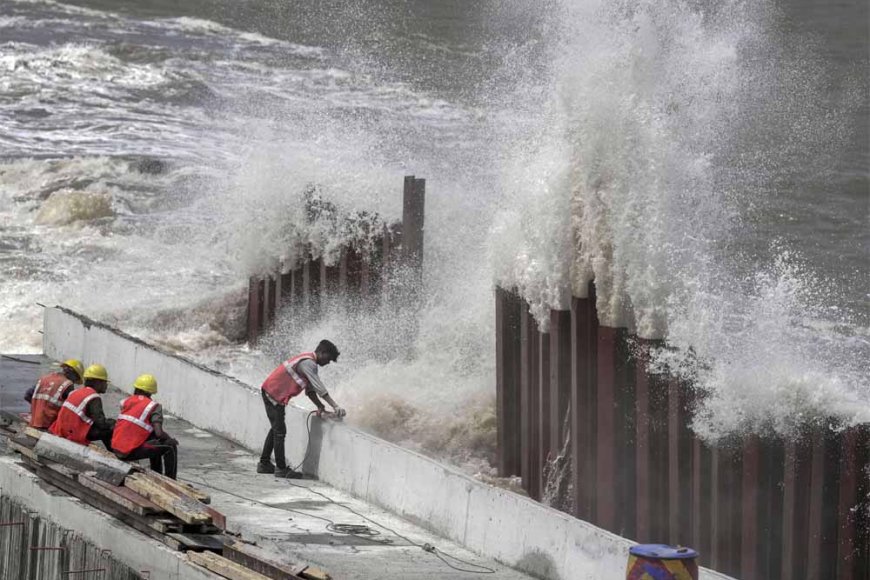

{"left": 258, "top": 340, "right": 345, "bottom": 478}
{"left": 25, "top": 359, "right": 84, "bottom": 430}
{"left": 49, "top": 364, "right": 115, "bottom": 449}
{"left": 112, "top": 374, "right": 179, "bottom": 479}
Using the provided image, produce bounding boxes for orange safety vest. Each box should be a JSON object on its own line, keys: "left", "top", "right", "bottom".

{"left": 49, "top": 387, "right": 99, "bottom": 445}
{"left": 111, "top": 395, "right": 159, "bottom": 455}
{"left": 30, "top": 372, "right": 75, "bottom": 429}
{"left": 261, "top": 352, "right": 315, "bottom": 406}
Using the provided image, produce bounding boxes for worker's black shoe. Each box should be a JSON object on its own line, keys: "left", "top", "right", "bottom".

{"left": 274, "top": 467, "right": 303, "bottom": 479}
{"left": 256, "top": 461, "right": 275, "bottom": 474}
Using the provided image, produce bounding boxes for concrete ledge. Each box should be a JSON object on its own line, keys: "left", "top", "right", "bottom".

{"left": 0, "top": 457, "right": 215, "bottom": 580}
{"left": 44, "top": 306, "right": 731, "bottom": 580}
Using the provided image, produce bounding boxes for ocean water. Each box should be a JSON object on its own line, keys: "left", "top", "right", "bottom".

{"left": 0, "top": 0, "right": 866, "bottom": 472}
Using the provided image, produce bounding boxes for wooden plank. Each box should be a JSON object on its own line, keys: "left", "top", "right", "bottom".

{"left": 23, "top": 427, "right": 44, "bottom": 441}
{"left": 188, "top": 551, "right": 271, "bottom": 580}
{"left": 223, "top": 541, "right": 308, "bottom": 579}
{"left": 125, "top": 473, "right": 212, "bottom": 525}
{"left": 167, "top": 533, "right": 226, "bottom": 553}
{"left": 140, "top": 470, "right": 211, "bottom": 504}
{"left": 7, "top": 439, "right": 40, "bottom": 461}
{"left": 299, "top": 567, "right": 331, "bottom": 580}
{"left": 26, "top": 459, "right": 186, "bottom": 552}
{"left": 78, "top": 473, "right": 162, "bottom": 515}
{"left": 148, "top": 517, "right": 183, "bottom": 534}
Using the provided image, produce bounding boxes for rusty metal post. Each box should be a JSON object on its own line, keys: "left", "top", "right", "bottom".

{"left": 538, "top": 326, "right": 551, "bottom": 477}
{"left": 520, "top": 302, "right": 542, "bottom": 499}
{"left": 308, "top": 256, "right": 322, "bottom": 317}
{"left": 742, "top": 436, "right": 761, "bottom": 579}
{"left": 782, "top": 437, "right": 812, "bottom": 580}
{"left": 570, "top": 283, "right": 598, "bottom": 520}
{"left": 338, "top": 247, "right": 349, "bottom": 295}
{"left": 321, "top": 257, "right": 340, "bottom": 298}
{"left": 359, "top": 253, "right": 372, "bottom": 300}
{"left": 615, "top": 328, "right": 637, "bottom": 538}
{"left": 549, "top": 310, "right": 572, "bottom": 461}
{"left": 401, "top": 176, "right": 425, "bottom": 275}
{"left": 691, "top": 438, "right": 713, "bottom": 569}
{"left": 595, "top": 325, "right": 617, "bottom": 529}
{"left": 495, "top": 287, "right": 523, "bottom": 477}
{"left": 836, "top": 427, "right": 863, "bottom": 580}
{"left": 668, "top": 379, "right": 694, "bottom": 546}
{"left": 266, "top": 274, "right": 277, "bottom": 325}
{"left": 807, "top": 429, "right": 825, "bottom": 580}
{"left": 247, "top": 276, "right": 262, "bottom": 344}
{"left": 635, "top": 340, "right": 651, "bottom": 542}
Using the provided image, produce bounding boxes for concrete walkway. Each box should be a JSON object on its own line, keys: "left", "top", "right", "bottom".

{"left": 1, "top": 355, "right": 534, "bottom": 580}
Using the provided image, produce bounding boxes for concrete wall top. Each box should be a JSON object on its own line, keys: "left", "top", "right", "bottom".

{"left": 43, "top": 306, "right": 732, "bottom": 580}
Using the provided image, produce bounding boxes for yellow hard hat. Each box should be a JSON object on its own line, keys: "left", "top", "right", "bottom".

{"left": 83, "top": 364, "right": 109, "bottom": 382}
{"left": 133, "top": 374, "right": 158, "bottom": 394}
{"left": 61, "top": 359, "right": 84, "bottom": 382}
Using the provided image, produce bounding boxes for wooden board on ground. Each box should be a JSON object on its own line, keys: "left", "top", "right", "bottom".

{"left": 188, "top": 551, "right": 271, "bottom": 580}
{"left": 166, "top": 532, "right": 226, "bottom": 553}
{"left": 124, "top": 473, "right": 212, "bottom": 525}
{"left": 21, "top": 457, "right": 181, "bottom": 551}
{"left": 142, "top": 469, "right": 211, "bottom": 503}
{"left": 23, "top": 426, "right": 44, "bottom": 440}
{"left": 78, "top": 473, "right": 163, "bottom": 516}
{"left": 7, "top": 439, "right": 40, "bottom": 461}
{"left": 222, "top": 541, "right": 309, "bottom": 580}
{"left": 298, "top": 567, "right": 331, "bottom": 580}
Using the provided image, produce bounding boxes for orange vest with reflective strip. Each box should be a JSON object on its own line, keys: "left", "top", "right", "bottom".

{"left": 261, "top": 352, "right": 315, "bottom": 406}
{"left": 49, "top": 387, "right": 99, "bottom": 445}
{"left": 30, "top": 372, "right": 74, "bottom": 429}
{"left": 111, "top": 395, "right": 159, "bottom": 455}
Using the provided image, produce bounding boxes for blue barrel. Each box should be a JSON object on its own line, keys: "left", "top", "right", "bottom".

{"left": 626, "top": 544, "right": 699, "bottom": 580}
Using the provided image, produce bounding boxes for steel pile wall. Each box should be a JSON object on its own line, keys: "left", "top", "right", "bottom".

{"left": 0, "top": 495, "right": 143, "bottom": 579}
{"left": 495, "top": 284, "right": 870, "bottom": 580}
{"left": 246, "top": 175, "right": 426, "bottom": 343}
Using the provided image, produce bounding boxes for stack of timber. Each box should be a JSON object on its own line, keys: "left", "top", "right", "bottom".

{"left": 0, "top": 420, "right": 331, "bottom": 580}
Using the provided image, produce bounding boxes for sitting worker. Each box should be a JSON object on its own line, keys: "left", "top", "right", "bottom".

{"left": 49, "top": 364, "right": 115, "bottom": 449}
{"left": 25, "top": 358, "right": 83, "bottom": 430}
{"left": 111, "top": 374, "right": 178, "bottom": 480}
{"left": 258, "top": 339, "right": 345, "bottom": 478}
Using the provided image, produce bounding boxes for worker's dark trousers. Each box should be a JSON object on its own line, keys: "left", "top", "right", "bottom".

{"left": 125, "top": 440, "right": 178, "bottom": 479}
{"left": 259, "top": 390, "right": 287, "bottom": 470}
{"left": 87, "top": 425, "right": 113, "bottom": 451}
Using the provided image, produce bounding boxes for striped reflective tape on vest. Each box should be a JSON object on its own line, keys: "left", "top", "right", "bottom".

{"left": 33, "top": 380, "right": 73, "bottom": 406}
{"left": 282, "top": 358, "right": 309, "bottom": 390}
{"left": 61, "top": 392, "right": 98, "bottom": 426}
{"left": 118, "top": 400, "right": 158, "bottom": 433}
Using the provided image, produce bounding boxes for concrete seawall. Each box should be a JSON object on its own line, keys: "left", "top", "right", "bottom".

{"left": 44, "top": 306, "right": 730, "bottom": 580}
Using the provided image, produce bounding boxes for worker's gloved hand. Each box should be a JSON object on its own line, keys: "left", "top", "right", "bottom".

{"left": 333, "top": 406, "right": 346, "bottom": 418}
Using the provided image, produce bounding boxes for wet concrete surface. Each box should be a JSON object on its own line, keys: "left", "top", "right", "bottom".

{"left": 2, "top": 354, "right": 534, "bottom": 579}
